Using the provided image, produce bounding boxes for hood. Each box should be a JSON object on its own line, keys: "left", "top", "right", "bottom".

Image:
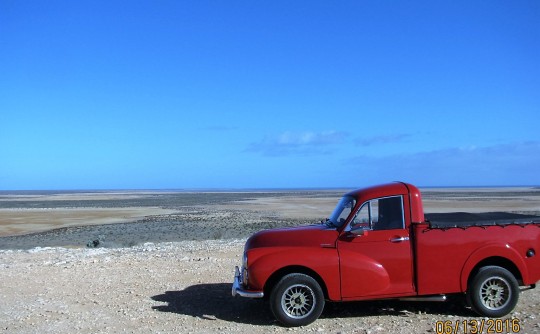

{"left": 245, "top": 224, "right": 339, "bottom": 250}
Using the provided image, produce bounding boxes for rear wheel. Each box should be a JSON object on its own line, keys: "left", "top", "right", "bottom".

{"left": 269, "top": 273, "right": 325, "bottom": 327}
{"left": 467, "top": 266, "right": 519, "bottom": 317}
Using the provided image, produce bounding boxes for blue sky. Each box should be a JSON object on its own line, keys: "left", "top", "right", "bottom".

{"left": 1, "top": 1, "right": 539, "bottom": 189}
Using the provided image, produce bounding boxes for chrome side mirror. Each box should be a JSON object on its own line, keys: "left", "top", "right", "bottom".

{"left": 350, "top": 226, "right": 369, "bottom": 236}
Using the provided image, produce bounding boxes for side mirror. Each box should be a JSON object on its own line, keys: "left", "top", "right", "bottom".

{"left": 350, "top": 226, "right": 369, "bottom": 236}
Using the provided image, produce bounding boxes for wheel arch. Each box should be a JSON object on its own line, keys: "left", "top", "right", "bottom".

{"left": 460, "top": 242, "right": 529, "bottom": 292}
{"left": 464, "top": 256, "right": 524, "bottom": 291}
{"left": 264, "top": 266, "right": 329, "bottom": 300}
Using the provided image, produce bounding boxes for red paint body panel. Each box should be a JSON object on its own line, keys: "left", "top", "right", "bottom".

{"left": 245, "top": 225, "right": 342, "bottom": 300}
{"left": 338, "top": 229, "right": 415, "bottom": 299}
{"left": 415, "top": 223, "right": 540, "bottom": 295}
{"left": 240, "top": 182, "right": 540, "bottom": 303}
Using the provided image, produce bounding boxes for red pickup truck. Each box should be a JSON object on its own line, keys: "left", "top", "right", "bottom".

{"left": 232, "top": 182, "right": 540, "bottom": 326}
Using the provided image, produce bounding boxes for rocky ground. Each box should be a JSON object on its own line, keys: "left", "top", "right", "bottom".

{"left": 1, "top": 189, "right": 539, "bottom": 333}
{"left": 1, "top": 239, "right": 539, "bottom": 334}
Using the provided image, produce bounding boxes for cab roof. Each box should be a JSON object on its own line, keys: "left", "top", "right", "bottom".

{"left": 346, "top": 182, "right": 416, "bottom": 199}
{"left": 345, "top": 182, "right": 425, "bottom": 223}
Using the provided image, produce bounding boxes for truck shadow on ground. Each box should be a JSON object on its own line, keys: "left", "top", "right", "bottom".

{"left": 322, "top": 297, "right": 476, "bottom": 320}
{"left": 151, "top": 283, "right": 275, "bottom": 325}
{"left": 151, "top": 283, "right": 476, "bottom": 326}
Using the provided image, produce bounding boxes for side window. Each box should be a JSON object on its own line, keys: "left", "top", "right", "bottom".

{"left": 352, "top": 203, "right": 370, "bottom": 229}
{"left": 350, "top": 196, "right": 404, "bottom": 231}
{"left": 374, "top": 196, "right": 404, "bottom": 230}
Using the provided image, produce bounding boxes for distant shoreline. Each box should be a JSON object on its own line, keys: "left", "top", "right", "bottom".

{"left": 1, "top": 185, "right": 539, "bottom": 195}
{"left": 0, "top": 188, "right": 348, "bottom": 195}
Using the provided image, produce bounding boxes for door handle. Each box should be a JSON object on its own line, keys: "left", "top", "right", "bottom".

{"left": 390, "top": 236, "right": 410, "bottom": 243}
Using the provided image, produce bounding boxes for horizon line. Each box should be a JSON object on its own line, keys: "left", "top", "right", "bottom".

{"left": 1, "top": 184, "right": 539, "bottom": 194}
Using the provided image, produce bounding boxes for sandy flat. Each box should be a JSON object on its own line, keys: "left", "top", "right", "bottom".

{"left": 0, "top": 191, "right": 181, "bottom": 201}
{"left": 215, "top": 196, "right": 341, "bottom": 219}
{"left": 420, "top": 188, "right": 540, "bottom": 214}
{"left": 216, "top": 187, "right": 540, "bottom": 217}
{"left": 0, "top": 208, "right": 177, "bottom": 237}
{"left": 0, "top": 187, "right": 539, "bottom": 241}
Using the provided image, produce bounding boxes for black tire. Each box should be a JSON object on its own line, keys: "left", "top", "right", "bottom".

{"left": 467, "top": 266, "right": 519, "bottom": 317}
{"left": 269, "top": 273, "right": 325, "bottom": 327}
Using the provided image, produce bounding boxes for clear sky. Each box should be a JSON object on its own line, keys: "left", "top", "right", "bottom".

{"left": 1, "top": 1, "right": 539, "bottom": 190}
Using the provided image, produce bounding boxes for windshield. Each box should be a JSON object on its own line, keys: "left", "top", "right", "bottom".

{"left": 327, "top": 195, "right": 356, "bottom": 227}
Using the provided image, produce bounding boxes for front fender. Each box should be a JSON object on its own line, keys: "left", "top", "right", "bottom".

{"left": 460, "top": 243, "right": 528, "bottom": 291}
{"left": 247, "top": 246, "right": 341, "bottom": 300}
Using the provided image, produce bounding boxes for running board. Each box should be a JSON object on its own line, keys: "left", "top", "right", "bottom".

{"left": 399, "top": 295, "right": 447, "bottom": 302}
{"left": 520, "top": 284, "right": 536, "bottom": 291}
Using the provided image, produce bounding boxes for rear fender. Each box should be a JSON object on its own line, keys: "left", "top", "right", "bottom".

{"left": 460, "top": 243, "right": 528, "bottom": 291}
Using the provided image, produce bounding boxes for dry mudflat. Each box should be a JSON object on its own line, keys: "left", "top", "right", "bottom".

{"left": 1, "top": 187, "right": 540, "bottom": 333}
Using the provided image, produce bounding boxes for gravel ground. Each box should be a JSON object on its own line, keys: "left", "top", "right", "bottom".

{"left": 1, "top": 239, "right": 539, "bottom": 334}
{"left": 1, "top": 189, "right": 539, "bottom": 333}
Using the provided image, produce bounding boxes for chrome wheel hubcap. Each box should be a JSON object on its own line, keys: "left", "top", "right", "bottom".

{"left": 480, "top": 276, "right": 511, "bottom": 310}
{"left": 281, "top": 284, "right": 316, "bottom": 319}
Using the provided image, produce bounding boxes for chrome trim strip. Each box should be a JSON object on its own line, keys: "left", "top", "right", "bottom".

{"left": 399, "top": 294, "right": 447, "bottom": 302}
{"left": 390, "top": 236, "right": 410, "bottom": 243}
{"left": 232, "top": 266, "right": 264, "bottom": 298}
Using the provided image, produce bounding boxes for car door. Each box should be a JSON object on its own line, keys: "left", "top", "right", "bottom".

{"left": 337, "top": 195, "right": 415, "bottom": 300}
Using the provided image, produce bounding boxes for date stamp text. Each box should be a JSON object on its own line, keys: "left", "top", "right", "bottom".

{"left": 435, "top": 318, "right": 521, "bottom": 334}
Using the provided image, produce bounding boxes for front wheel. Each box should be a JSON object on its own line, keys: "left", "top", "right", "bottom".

{"left": 467, "top": 266, "right": 519, "bottom": 317}
{"left": 269, "top": 273, "right": 325, "bottom": 327}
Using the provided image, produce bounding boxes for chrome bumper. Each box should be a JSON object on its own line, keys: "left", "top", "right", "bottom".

{"left": 231, "top": 266, "right": 264, "bottom": 298}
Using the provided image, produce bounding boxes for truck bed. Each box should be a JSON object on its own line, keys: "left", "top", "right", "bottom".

{"left": 414, "top": 217, "right": 540, "bottom": 296}
{"left": 425, "top": 211, "right": 540, "bottom": 229}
